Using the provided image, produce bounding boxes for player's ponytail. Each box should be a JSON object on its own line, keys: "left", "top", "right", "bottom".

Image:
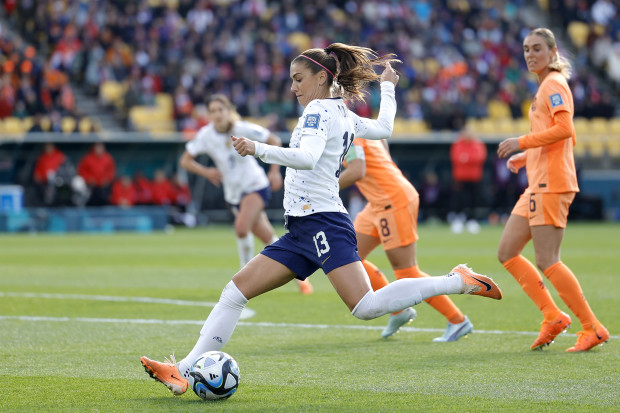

{"left": 294, "top": 43, "right": 401, "bottom": 103}
{"left": 528, "top": 28, "right": 572, "bottom": 80}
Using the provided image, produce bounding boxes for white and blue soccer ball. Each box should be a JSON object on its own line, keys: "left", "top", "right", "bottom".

{"left": 189, "top": 351, "right": 240, "bottom": 400}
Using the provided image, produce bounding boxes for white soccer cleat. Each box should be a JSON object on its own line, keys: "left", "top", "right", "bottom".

{"left": 381, "top": 307, "right": 417, "bottom": 338}
{"left": 433, "top": 316, "right": 474, "bottom": 342}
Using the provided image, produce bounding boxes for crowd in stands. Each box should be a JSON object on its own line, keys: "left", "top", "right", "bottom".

{"left": 32, "top": 142, "right": 191, "bottom": 210}
{"left": 2, "top": 0, "right": 617, "bottom": 135}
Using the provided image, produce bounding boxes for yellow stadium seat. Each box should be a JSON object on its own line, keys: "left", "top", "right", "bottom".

{"left": 590, "top": 117, "right": 609, "bottom": 134}
{"left": 608, "top": 139, "right": 620, "bottom": 157}
{"left": 61, "top": 117, "right": 76, "bottom": 133}
{"left": 567, "top": 21, "right": 589, "bottom": 48}
{"left": 573, "top": 118, "right": 590, "bottom": 135}
{"left": 587, "top": 138, "right": 605, "bottom": 158}
{"left": 487, "top": 100, "right": 511, "bottom": 119}
{"left": 155, "top": 93, "right": 173, "bottom": 112}
{"left": 78, "top": 117, "right": 93, "bottom": 134}
{"left": 514, "top": 117, "right": 530, "bottom": 134}
{"left": 609, "top": 118, "right": 620, "bottom": 133}
{"left": 573, "top": 140, "right": 586, "bottom": 158}
{"left": 23, "top": 117, "right": 33, "bottom": 131}
{"left": 521, "top": 99, "right": 532, "bottom": 118}
{"left": 1, "top": 117, "right": 26, "bottom": 134}
{"left": 40, "top": 116, "right": 51, "bottom": 132}
{"left": 100, "top": 81, "right": 126, "bottom": 107}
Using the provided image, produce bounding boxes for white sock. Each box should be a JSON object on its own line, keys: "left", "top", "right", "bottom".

{"left": 236, "top": 233, "right": 254, "bottom": 268}
{"left": 352, "top": 274, "right": 463, "bottom": 320}
{"left": 178, "top": 281, "right": 248, "bottom": 378}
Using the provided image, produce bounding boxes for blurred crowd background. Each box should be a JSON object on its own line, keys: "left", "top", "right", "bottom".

{"left": 0, "top": 0, "right": 618, "bottom": 230}
{"left": 1, "top": 0, "right": 618, "bottom": 134}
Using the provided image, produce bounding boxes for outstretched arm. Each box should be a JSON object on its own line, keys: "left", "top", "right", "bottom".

{"left": 232, "top": 134, "right": 326, "bottom": 170}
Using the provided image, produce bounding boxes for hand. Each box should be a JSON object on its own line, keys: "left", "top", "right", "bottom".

{"left": 232, "top": 136, "right": 256, "bottom": 157}
{"left": 268, "top": 168, "right": 283, "bottom": 192}
{"left": 506, "top": 152, "right": 526, "bottom": 174}
{"left": 380, "top": 62, "right": 399, "bottom": 86}
{"left": 497, "top": 137, "right": 520, "bottom": 159}
{"left": 206, "top": 167, "right": 222, "bottom": 187}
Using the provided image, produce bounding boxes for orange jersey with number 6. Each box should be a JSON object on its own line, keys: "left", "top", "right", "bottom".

{"left": 523, "top": 71, "right": 579, "bottom": 193}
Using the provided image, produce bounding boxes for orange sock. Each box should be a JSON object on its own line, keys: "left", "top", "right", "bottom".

{"left": 503, "top": 255, "right": 560, "bottom": 321}
{"left": 394, "top": 266, "right": 465, "bottom": 324}
{"left": 362, "top": 260, "right": 389, "bottom": 291}
{"left": 543, "top": 261, "right": 598, "bottom": 330}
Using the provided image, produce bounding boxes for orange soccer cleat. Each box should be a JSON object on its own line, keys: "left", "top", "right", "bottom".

{"left": 140, "top": 355, "right": 189, "bottom": 395}
{"left": 297, "top": 279, "right": 314, "bottom": 295}
{"left": 530, "top": 312, "right": 572, "bottom": 350}
{"left": 451, "top": 264, "right": 503, "bottom": 300}
{"left": 566, "top": 322, "right": 610, "bottom": 352}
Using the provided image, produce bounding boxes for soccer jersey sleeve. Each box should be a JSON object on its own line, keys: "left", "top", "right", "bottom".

{"left": 185, "top": 126, "right": 210, "bottom": 157}
{"left": 234, "top": 121, "right": 271, "bottom": 143}
{"left": 254, "top": 101, "right": 327, "bottom": 169}
{"left": 351, "top": 82, "right": 396, "bottom": 140}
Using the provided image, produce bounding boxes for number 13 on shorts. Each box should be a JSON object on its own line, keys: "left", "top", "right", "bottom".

{"left": 313, "top": 231, "right": 331, "bottom": 257}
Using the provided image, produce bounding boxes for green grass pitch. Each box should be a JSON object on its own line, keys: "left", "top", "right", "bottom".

{"left": 1, "top": 222, "right": 618, "bottom": 412}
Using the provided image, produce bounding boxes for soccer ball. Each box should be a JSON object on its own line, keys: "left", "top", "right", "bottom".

{"left": 189, "top": 351, "right": 240, "bottom": 400}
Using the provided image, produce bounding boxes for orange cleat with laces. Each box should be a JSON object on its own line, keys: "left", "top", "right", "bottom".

{"left": 530, "top": 312, "right": 572, "bottom": 350}
{"left": 451, "top": 264, "right": 503, "bottom": 300}
{"left": 140, "top": 355, "right": 189, "bottom": 395}
{"left": 566, "top": 323, "right": 610, "bottom": 352}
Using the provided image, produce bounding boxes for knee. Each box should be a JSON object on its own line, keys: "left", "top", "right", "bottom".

{"left": 234, "top": 222, "right": 249, "bottom": 238}
{"left": 351, "top": 292, "right": 380, "bottom": 321}
{"left": 497, "top": 247, "right": 514, "bottom": 265}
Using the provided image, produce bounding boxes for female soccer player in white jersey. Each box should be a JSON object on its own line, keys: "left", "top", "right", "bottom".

{"left": 179, "top": 94, "right": 312, "bottom": 294}
{"left": 141, "top": 43, "right": 503, "bottom": 395}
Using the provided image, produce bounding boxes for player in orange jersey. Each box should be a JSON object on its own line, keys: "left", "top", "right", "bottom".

{"left": 497, "top": 28, "right": 609, "bottom": 352}
{"left": 340, "top": 137, "right": 474, "bottom": 341}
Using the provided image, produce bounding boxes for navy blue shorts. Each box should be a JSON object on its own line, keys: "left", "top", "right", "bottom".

{"left": 261, "top": 212, "right": 360, "bottom": 280}
{"left": 227, "top": 185, "right": 272, "bottom": 214}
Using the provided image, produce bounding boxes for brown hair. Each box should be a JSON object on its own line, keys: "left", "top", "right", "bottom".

{"left": 293, "top": 43, "right": 401, "bottom": 103}
{"left": 526, "top": 28, "right": 572, "bottom": 79}
{"left": 206, "top": 94, "right": 241, "bottom": 131}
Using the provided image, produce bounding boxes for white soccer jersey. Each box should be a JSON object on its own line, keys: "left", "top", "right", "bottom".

{"left": 254, "top": 82, "right": 396, "bottom": 216}
{"left": 186, "top": 120, "right": 271, "bottom": 205}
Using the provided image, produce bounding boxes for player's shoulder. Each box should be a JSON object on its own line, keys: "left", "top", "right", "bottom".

{"left": 541, "top": 71, "right": 569, "bottom": 92}
{"left": 193, "top": 123, "right": 216, "bottom": 140}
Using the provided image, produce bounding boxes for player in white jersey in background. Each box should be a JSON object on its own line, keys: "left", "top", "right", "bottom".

{"left": 180, "top": 94, "right": 312, "bottom": 294}
{"left": 142, "top": 43, "right": 503, "bottom": 396}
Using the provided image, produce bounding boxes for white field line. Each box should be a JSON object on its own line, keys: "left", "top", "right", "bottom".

{"left": 1, "top": 292, "right": 618, "bottom": 339}
{"left": 3, "top": 315, "right": 619, "bottom": 339}
{"left": 0, "top": 291, "right": 256, "bottom": 319}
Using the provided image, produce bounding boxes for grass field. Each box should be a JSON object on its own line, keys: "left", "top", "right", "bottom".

{"left": 1, "top": 222, "right": 619, "bottom": 412}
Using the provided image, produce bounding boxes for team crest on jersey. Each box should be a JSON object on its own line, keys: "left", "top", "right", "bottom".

{"left": 303, "top": 114, "right": 320, "bottom": 129}
{"left": 549, "top": 93, "right": 564, "bottom": 107}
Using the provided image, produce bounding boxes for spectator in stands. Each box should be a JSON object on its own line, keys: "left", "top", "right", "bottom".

{"left": 448, "top": 126, "right": 487, "bottom": 234}
{"left": 33, "top": 142, "right": 66, "bottom": 205}
{"left": 150, "top": 169, "right": 176, "bottom": 206}
{"left": 132, "top": 171, "right": 153, "bottom": 205}
{"left": 111, "top": 175, "right": 137, "bottom": 208}
{"left": 77, "top": 142, "right": 116, "bottom": 206}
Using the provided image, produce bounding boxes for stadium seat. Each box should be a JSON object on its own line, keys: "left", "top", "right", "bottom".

{"left": 567, "top": 21, "right": 589, "bottom": 48}
{"left": 155, "top": 93, "right": 173, "bottom": 112}
{"left": 521, "top": 99, "right": 532, "bottom": 118}
{"left": 487, "top": 100, "right": 511, "bottom": 119}
{"left": 587, "top": 137, "right": 605, "bottom": 158}
{"left": 61, "top": 117, "right": 77, "bottom": 133}
{"left": 0, "top": 117, "right": 26, "bottom": 134}
{"left": 609, "top": 118, "right": 620, "bottom": 134}
{"left": 608, "top": 139, "right": 620, "bottom": 157}
{"left": 590, "top": 118, "right": 609, "bottom": 134}
{"left": 78, "top": 117, "right": 93, "bottom": 134}
{"left": 100, "top": 81, "right": 126, "bottom": 108}
{"left": 573, "top": 118, "right": 590, "bottom": 135}
{"left": 573, "top": 139, "right": 587, "bottom": 158}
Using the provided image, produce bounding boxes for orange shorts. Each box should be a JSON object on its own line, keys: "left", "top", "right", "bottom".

{"left": 511, "top": 191, "right": 576, "bottom": 228}
{"left": 353, "top": 196, "right": 419, "bottom": 250}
